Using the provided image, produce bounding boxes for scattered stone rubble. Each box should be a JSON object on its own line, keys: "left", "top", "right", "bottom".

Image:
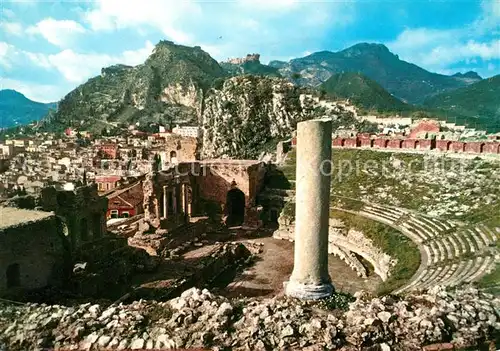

{"left": 1, "top": 286, "right": 498, "bottom": 350}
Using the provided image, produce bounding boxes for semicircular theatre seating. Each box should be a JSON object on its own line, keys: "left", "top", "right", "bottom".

{"left": 351, "top": 202, "right": 499, "bottom": 294}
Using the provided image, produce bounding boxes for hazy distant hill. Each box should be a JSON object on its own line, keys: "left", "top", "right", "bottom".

{"left": 0, "top": 90, "right": 56, "bottom": 128}
{"left": 320, "top": 72, "right": 411, "bottom": 113}
{"left": 424, "top": 75, "right": 500, "bottom": 132}
{"left": 270, "top": 43, "right": 481, "bottom": 104}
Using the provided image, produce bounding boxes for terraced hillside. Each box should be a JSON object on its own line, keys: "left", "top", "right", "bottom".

{"left": 269, "top": 148, "right": 500, "bottom": 293}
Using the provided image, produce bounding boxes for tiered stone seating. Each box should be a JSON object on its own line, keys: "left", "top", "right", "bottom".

{"left": 441, "top": 236, "right": 457, "bottom": 258}
{"left": 405, "top": 216, "right": 436, "bottom": 241}
{"left": 369, "top": 204, "right": 407, "bottom": 218}
{"left": 418, "top": 216, "right": 448, "bottom": 233}
{"left": 400, "top": 222, "right": 429, "bottom": 243}
{"left": 477, "top": 224, "right": 499, "bottom": 244}
{"left": 465, "top": 256, "right": 494, "bottom": 283}
{"left": 361, "top": 205, "right": 402, "bottom": 224}
{"left": 467, "top": 229, "right": 488, "bottom": 251}
{"left": 452, "top": 232, "right": 469, "bottom": 255}
{"left": 429, "top": 241, "right": 442, "bottom": 263}
{"left": 422, "top": 264, "right": 455, "bottom": 288}
{"left": 337, "top": 200, "right": 497, "bottom": 294}
{"left": 461, "top": 231, "right": 477, "bottom": 253}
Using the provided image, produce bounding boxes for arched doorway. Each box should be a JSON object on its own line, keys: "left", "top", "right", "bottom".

{"left": 225, "top": 188, "right": 245, "bottom": 227}
{"left": 170, "top": 151, "right": 178, "bottom": 164}
{"left": 415, "top": 141, "right": 420, "bottom": 149}
{"left": 6, "top": 263, "right": 20, "bottom": 288}
{"left": 480, "top": 143, "right": 485, "bottom": 153}
{"left": 269, "top": 208, "right": 280, "bottom": 224}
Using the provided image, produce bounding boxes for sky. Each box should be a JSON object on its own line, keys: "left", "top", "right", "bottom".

{"left": 0, "top": 0, "right": 499, "bottom": 103}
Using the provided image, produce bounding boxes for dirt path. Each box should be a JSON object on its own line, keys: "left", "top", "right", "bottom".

{"left": 220, "top": 236, "right": 381, "bottom": 298}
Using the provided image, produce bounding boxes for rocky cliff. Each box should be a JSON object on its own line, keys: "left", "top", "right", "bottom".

{"left": 202, "top": 76, "right": 321, "bottom": 159}
{"left": 202, "top": 75, "right": 378, "bottom": 159}
{"left": 47, "top": 41, "right": 226, "bottom": 132}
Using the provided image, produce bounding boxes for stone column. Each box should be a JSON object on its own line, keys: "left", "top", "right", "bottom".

{"left": 162, "top": 186, "right": 168, "bottom": 219}
{"left": 285, "top": 119, "right": 334, "bottom": 300}
{"left": 172, "top": 187, "right": 178, "bottom": 215}
{"left": 181, "top": 184, "right": 186, "bottom": 214}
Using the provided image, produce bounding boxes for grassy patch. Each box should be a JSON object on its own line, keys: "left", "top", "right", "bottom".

{"left": 330, "top": 209, "right": 421, "bottom": 295}
{"left": 278, "top": 148, "right": 500, "bottom": 224}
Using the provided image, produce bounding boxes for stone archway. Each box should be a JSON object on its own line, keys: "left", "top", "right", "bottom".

{"left": 226, "top": 188, "right": 245, "bottom": 227}
{"left": 170, "top": 151, "right": 178, "bottom": 164}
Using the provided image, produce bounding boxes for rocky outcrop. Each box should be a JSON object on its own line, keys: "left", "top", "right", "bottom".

{"left": 1, "top": 286, "right": 498, "bottom": 350}
{"left": 202, "top": 76, "right": 320, "bottom": 159}
{"left": 46, "top": 41, "right": 225, "bottom": 132}
{"left": 225, "top": 54, "right": 261, "bottom": 65}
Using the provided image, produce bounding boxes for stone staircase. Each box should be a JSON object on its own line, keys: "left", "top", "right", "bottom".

{"left": 353, "top": 202, "right": 498, "bottom": 293}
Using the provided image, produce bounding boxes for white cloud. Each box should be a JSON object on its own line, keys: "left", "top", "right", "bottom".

{"left": 0, "top": 77, "right": 64, "bottom": 103}
{"left": 26, "top": 18, "right": 86, "bottom": 47}
{"left": 1, "top": 22, "right": 23, "bottom": 36}
{"left": 27, "top": 41, "right": 155, "bottom": 83}
{"left": 389, "top": 28, "right": 500, "bottom": 66}
{"left": 238, "top": 0, "right": 298, "bottom": 11}
{"left": 84, "top": 0, "right": 200, "bottom": 44}
{"left": 0, "top": 41, "right": 20, "bottom": 69}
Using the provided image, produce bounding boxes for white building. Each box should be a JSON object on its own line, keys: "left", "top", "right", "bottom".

{"left": 172, "top": 125, "right": 201, "bottom": 138}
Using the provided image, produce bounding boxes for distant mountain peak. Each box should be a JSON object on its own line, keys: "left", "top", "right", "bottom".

{"left": 340, "top": 43, "right": 393, "bottom": 57}
{"left": 0, "top": 89, "right": 56, "bottom": 128}
{"left": 0, "top": 89, "right": 26, "bottom": 98}
{"left": 452, "top": 71, "right": 482, "bottom": 80}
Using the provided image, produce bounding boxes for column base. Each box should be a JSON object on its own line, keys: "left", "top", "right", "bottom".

{"left": 284, "top": 280, "right": 334, "bottom": 300}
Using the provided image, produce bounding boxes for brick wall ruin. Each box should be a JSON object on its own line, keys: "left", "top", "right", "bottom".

{"left": 324, "top": 136, "right": 499, "bottom": 155}
{"left": 40, "top": 184, "right": 108, "bottom": 251}
{"left": 0, "top": 209, "right": 69, "bottom": 296}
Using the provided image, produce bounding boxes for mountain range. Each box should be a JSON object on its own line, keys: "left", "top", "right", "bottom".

{"left": 2, "top": 41, "right": 499, "bottom": 133}
{"left": 0, "top": 90, "right": 56, "bottom": 129}
{"left": 269, "top": 43, "right": 482, "bottom": 104}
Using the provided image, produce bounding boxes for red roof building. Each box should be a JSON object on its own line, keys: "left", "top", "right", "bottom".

{"left": 106, "top": 181, "right": 144, "bottom": 219}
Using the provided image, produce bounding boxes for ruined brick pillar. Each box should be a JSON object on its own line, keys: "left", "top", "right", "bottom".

{"left": 285, "top": 119, "right": 334, "bottom": 300}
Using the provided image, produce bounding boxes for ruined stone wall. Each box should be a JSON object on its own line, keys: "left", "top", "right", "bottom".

{"left": 163, "top": 135, "right": 199, "bottom": 163}
{"left": 328, "top": 136, "right": 499, "bottom": 155}
{"left": 408, "top": 120, "right": 440, "bottom": 139}
{"left": 0, "top": 216, "right": 67, "bottom": 294}
{"left": 41, "top": 185, "right": 108, "bottom": 250}
{"left": 196, "top": 164, "right": 253, "bottom": 207}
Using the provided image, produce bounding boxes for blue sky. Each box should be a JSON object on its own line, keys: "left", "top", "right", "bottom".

{"left": 1, "top": 0, "right": 499, "bottom": 102}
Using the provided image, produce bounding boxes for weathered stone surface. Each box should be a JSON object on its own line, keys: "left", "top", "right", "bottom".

{"left": 286, "top": 119, "right": 334, "bottom": 300}
{"left": 0, "top": 286, "right": 498, "bottom": 351}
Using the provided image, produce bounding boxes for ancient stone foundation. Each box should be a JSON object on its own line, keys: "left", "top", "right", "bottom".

{"left": 285, "top": 119, "right": 334, "bottom": 300}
